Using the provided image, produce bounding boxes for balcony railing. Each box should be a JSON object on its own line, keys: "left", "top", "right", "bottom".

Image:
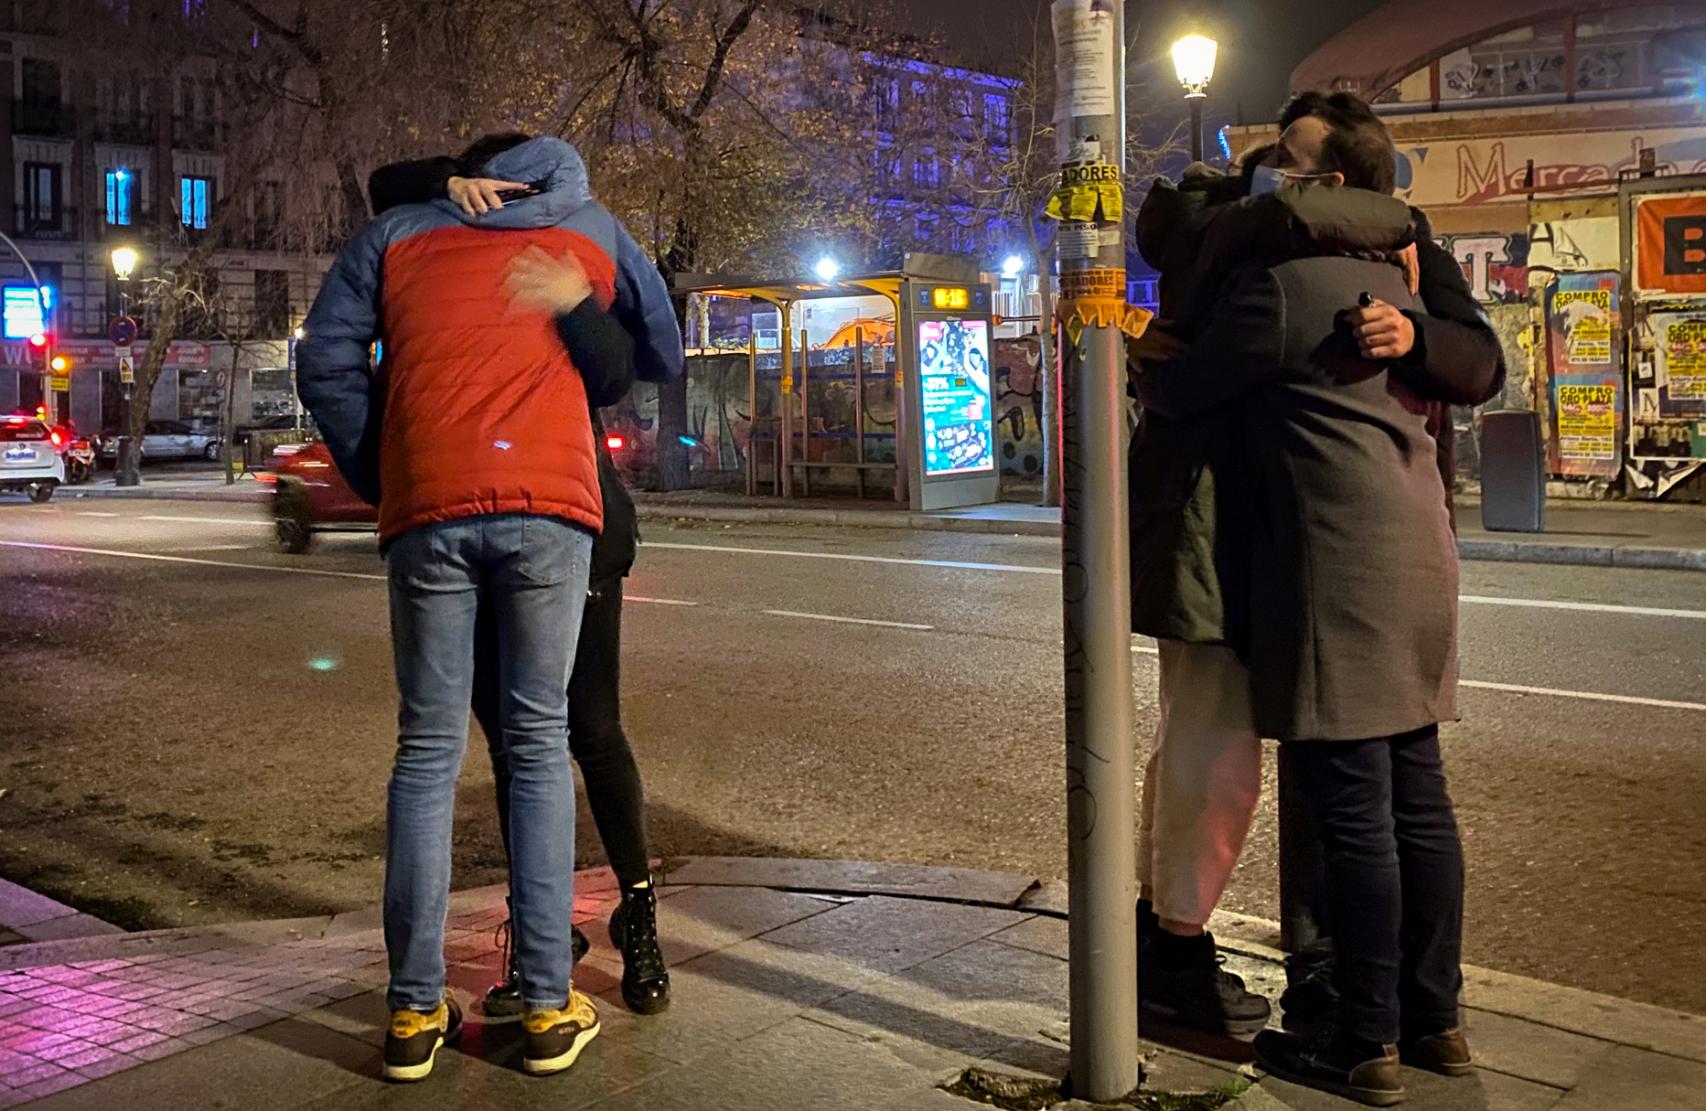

{"left": 93, "top": 112, "right": 156, "bottom": 146}
{"left": 14, "top": 204, "right": 78, "bottom": 241}
{"left": 12, "top": 100, "right": 70, "bottom": 137}
{"left": 172, "top": 115, "right": 220, "bottom": 150}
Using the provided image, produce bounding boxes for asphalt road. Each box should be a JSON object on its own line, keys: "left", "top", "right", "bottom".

{"left": 0, "top": 497, "right": 1702, "bottom": 1013}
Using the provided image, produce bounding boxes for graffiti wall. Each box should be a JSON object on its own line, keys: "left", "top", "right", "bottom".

{"left": 993, "top": 335, "right": 1044, "bottom": 477}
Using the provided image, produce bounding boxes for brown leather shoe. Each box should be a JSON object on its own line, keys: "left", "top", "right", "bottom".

{"left": 1255, "top": 1028, "right": 1406, "bottom": 1107}
{"left": 1400, "top": 1028, "right": 1474, "bottom": 1077}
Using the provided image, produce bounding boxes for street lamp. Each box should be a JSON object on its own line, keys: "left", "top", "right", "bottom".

{"left": 813, "top": 257, "right": 841, "bottom": 283}
{"left": 110, "top": 246, "right": 140, "bottom": 486}
{"left": 1001, "top": 254, "right": 1024, "bottom": 279}
{"left": 1171, "top": 33, "right": 1218, "bottom": 164}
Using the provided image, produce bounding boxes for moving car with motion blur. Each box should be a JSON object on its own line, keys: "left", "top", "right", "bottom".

{"left": 0, "top": 414, "right": 66, "bottom": 502}
{"left": 259, "top": 437, "right": 374, "bottom": 553}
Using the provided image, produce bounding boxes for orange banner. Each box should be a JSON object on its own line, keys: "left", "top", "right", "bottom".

{"left": 1636, "top": 193, "right": 1706, "bottom": 296}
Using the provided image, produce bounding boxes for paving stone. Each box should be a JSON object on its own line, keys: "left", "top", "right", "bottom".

{"left": 988, "top": 915, "right": 1068, "bottom": 960}
{"left": 1465, "top": 965, "right": 1706, "bottom": 1066}
{"left": 2, "top": 1060, "right": 69, "bottom": 1088}
{"left": 640, "top": 884, "right": 846, "bottom": 967}
{"left": 1462, "top": 1008, "right": 1618, "bottom": 1090}
{"left": 12, "top": 1069, "right": 84, "bottom": 1101}
{"left": 13, "top": 918, "right": 126, "bottom": 944}
{"left": 813, "top": 938, "right": 1069, "bottom": 1069}
{"left": 592, "top": 937, "right": 878, "bottom": 1067}
{"left": 0, "top": 881, "right": 82, "bottom": 931}
{"left": 24, "top": 1019, "right": 375, "bottom": 1111}
{"left": 1252, "top": 1066, "right": 1564, "bottom": 1110}
{"left": 71, "top": 1052, "right": 139, "bottom": 1080}
{"left": 759, "top": 896, "right": 1033, "bottom": 975}
{"left": 586, "top": 1015, "right": 968, "bottom": 1111}
{"left": 1551, "top": 1044, "right": 1706, "bottom": 1111}
{"left": 661, "top": 859, "right": 1038, "bottom": 909}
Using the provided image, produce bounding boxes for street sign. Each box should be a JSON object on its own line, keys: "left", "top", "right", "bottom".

{"left": 117, "top": 354, "right": 135, "bottom": 384}
{"left": 49, "top": 376, "right": 69, "bottom": 392}
{"left": 109, "top": 316, "right": 138, "bottom": 347}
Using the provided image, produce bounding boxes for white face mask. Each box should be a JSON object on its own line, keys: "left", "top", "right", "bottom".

{"left": 1250, "top": 165, "right": 1336, "bottom": 196}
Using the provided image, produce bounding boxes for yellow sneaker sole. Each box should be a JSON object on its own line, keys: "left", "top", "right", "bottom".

{"left": 523, "top": 1020, "right": 601, "bottom": 1076}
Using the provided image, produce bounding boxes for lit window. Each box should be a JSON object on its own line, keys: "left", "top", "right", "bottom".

{"left": 181, "top": 175, "right": 213, "bottom": 229}
{"left": 105, "top": 169, "right": 134, "bottom": 226}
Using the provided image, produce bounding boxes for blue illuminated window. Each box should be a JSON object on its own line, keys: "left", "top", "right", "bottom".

{"left": 2, "top": 285, "right": 48, "bottom": 339}
{"left": 181, "top": 175, "right": 212, "bottom": 229}
{"left": 105, "top": 169, "right": 134, "bottom": 226}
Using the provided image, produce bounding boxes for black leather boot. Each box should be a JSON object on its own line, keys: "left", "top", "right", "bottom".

{"left": 485, "top": 908, "right": 590, "bottom": 1021}
{"left": 608, "top": 880, "right": 670, "bottom": 1015}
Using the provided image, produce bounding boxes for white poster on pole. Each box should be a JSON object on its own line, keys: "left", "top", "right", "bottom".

{"left": 1052, "top": 0, "right": 1117, "bottom": 121}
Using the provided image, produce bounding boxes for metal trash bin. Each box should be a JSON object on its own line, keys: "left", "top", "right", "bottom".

{"left": 1479, "top": 409, "right": 1546, "bottom": 533}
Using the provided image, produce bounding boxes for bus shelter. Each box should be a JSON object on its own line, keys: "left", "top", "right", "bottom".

{"left": 677, "top": 254, "right": 997, "bottom": 512}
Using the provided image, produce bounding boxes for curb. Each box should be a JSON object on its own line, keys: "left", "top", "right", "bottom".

{"left": 5, "top": 856, "right": 1700, "bottom": 1067}
{"left": 635, "top": 503, "right": 1061, "bottom": 537}
{"left": 54, "top": 484, "right": 267, "bottom": 504}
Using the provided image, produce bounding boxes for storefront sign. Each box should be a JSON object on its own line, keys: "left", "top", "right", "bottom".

{"left": 1394, "top": 130, "right": 1706, "bottom": 210}
{"left": 1545, "top": 272, "right": 1622, "bottom": 478}
{"left": 1635, "top": 193, "right": 1706, "bottom": 297}
{"left": 0, "top": 338, "right": 211, "bottom": 368}
{"left": 918, "top": 318, "right": 993, "bottom": 477}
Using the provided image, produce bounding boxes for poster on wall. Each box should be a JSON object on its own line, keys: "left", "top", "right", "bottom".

{"left": 918, "top": 318, "right": 993, "bottom": 477}
{"left": 1545, "top": 273, "right": 1623, "bottom": 478}
{"left": 1651, "top": 314, "right": 1706, "bottom": 415}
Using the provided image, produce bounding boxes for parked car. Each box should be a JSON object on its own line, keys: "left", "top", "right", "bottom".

{"left": 0, "top": 415, "right": 66, "bottom": 502}
{"left": 95, "top": 420, "right": 223, "bottom": 464}
{"left": 260, "top": 439, "right": 374, "bottom": 553}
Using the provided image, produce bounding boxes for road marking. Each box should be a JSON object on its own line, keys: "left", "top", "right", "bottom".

{"left": 74, "top": 511, "right": 119, "bottom": 517}
{"left": 140, "top": 514, "right": 271, "bottom": 528}
{"left": 0, "top": 540, "right": 384, "bottom": 581}
{"left": 158, "top": 544, "right": 255, "bottom": 553}
{"left": 1460, "top": 594, "right": 1706, "bottom": 621}
{"left": 626, "top": 596, "right": 698, "bottom": 607}
{"left": 1460, "top": 680, "right": 1706, "bottom": 713}
{"left": 644, "top": 541, "right": 1059, "bottom": 576}
{"left": 647, "top": 542, "right": 1703, "bottom": 619}
{"left": 763, "top": 609, "right": 935, "bottom": 631}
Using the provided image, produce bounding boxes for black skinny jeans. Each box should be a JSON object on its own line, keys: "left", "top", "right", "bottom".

{"left": 1284, "top": 726, "right": 1465, "bottom": 1045}
{"left": 472, "top": 578, "right": 651, "bottom": 888}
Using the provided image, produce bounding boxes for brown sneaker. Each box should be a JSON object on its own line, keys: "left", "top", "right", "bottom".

{"left": 1255, "top": 1027, "right": 1406, "bottom": 1107}
{"left": 1400, "top": 1028, "right": 1474, "bottom": 1077}
{"left": 522, "top": 988, "right": 601, "bottom": 1076}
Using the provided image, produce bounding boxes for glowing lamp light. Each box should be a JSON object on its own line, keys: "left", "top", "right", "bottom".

{"left": 605, "top": 434, "right": 626, "bottom": 451}
{"left": 110, "top": 246, "right": 139, "bottom": 281}
{"left": 1001, "top": 255, "right": 1024, "bottom": 279}
{"left": 814, "top": 257, "right": 841, "bottom": 282}
{"left": 1172, "top": 34, "right": 1218, "bottom": 97}
{"left": 27, "top": 332, "right": 47, "bottom": 349}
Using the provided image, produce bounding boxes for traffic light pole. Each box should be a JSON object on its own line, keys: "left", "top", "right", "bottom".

{"left": 0, "top": 229, "right": 56, "bottom": 424}
{"left": 1052, "top": 0, "right": 1139, "bottom": 1102}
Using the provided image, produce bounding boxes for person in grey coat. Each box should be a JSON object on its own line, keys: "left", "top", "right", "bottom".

{"left": 1138, "top": 102, "right": 1468, "bottom": 1108}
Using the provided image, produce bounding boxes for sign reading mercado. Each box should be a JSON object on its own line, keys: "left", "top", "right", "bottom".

{"left": 918, "top": 318, "right": 993, "bottom": 477}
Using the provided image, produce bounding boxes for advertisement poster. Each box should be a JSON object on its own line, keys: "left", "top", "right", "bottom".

{"left": 1051, "top": 0, "right": 1116, "bottom": 120}
{"left": 1651, "top": 314, "right": 1706, "bottom": 417}
{"left": 1635, "top": 192, "right": 1706, "bottom": 297}
{"left": 1545, "top": 273, "right": 1622, "bottom": 477}
{"left": 919, "top": 319, "right": 993, "bottom": 477}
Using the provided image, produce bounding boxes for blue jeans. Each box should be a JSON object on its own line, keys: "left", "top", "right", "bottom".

{"left": 384, "top": 513, "right": 592, "bottom": 1013}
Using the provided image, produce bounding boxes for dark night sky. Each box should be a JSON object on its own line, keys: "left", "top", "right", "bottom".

{"left": 904, "top": 0, "right": 1393, "bottom": 127}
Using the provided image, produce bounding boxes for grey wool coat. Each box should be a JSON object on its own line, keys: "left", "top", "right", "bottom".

{"left": 1140, "top": 252, "right": 1459, "bottom": 742}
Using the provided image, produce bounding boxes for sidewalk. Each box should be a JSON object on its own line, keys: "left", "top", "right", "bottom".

{"left": 1, "top": 858, "right": 1701, "bottom": 1109}
{"left": 49, "top": 471, "right": 1706, "bottom": 571}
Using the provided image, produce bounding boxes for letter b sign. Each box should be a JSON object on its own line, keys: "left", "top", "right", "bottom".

{"left": 1664, "top": 215, "right": 1706, "bottom": 276}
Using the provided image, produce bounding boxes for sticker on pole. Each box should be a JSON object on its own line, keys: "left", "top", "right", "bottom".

{"left": 1052, "top": 0, "right": 1116, "bottom": 120}
{"left": 1045, "top": 162, "right": 1123, "bottom": 224}
{"left": 1057, "top": 224, "right": 1100, "bottom": 259}
{"left": 118, "top": 355, "right": 135, "bottom": 384}
{"left": 1060, "top": 268, "right": 1126, "bottom": 300}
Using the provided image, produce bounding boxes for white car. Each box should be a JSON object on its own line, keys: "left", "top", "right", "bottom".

{"left": 1, "top": 415, "right": 65, "bottom": 502}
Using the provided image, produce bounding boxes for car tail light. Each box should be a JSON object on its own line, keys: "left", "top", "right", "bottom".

{"left": 606, "top": 434, "right": 625, "bottom": 451}
{"left": 255, "top": 472, "right": 278, "bottom": 485}
{"left": 49, "top": 429, "right": 64, "bottom": 449}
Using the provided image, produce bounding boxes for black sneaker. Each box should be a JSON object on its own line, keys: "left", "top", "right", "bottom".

{"left": 609, "top": 880, "right": 671, "bottom": 1015}
{"left": 523, "top": 989, "right": 601, "bottom": 1076}
{"left": 1254, "top": 1027, "right": 1405, "bottom": 1107}
{"left": 1279, "top": 947, "right": 1338, "bottom": 1031}
{"left": 484, "top": 918, "right": 590, "bottom": 1022}
{"left": 1139, "top": 930, "right": 1272, "bottom": 1036}
{"left": 382, "top": 997, "right": 463, "bottom": 1082}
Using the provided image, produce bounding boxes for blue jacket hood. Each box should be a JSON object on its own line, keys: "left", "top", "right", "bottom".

{"left": 437, "top": 136, "right": 593, "bottom": 230}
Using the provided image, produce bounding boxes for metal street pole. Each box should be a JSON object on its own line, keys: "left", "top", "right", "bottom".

{"left": 1189, "top": 96, "right": 1204, "bottom": 163}
{"left": 1051, "top": 0, "right": 1138, "bottom": 1101}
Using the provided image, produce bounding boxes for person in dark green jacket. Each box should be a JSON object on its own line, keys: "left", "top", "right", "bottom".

{"left": 1128, "top": 94, "right": 1503, "bottom": 1082}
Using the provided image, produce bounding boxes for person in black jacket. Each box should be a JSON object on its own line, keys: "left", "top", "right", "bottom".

{"left": 368, "top": 144, "right": 671, "bottom": 1019}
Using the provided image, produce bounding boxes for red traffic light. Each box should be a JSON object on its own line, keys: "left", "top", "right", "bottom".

{"left": 27, "top": 332, "right": 47, "bottom": 348}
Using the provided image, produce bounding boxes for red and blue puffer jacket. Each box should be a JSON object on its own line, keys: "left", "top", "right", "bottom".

{"left": 296, "top": 137, "right": 682, "bottom": 545}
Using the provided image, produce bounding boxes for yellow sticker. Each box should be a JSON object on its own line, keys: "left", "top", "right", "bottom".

{"left": 1056, "top": 297, "right": 1152, "bottom": 345}
{"left": 1045, "top": 162, "right": 1124, "bottom": 224}
{"left": 1060, "top": 268, "right": 1126, "bottom": 300}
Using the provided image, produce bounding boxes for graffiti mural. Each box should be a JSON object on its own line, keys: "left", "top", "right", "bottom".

{"left": 1435, "top": 233, "right": 1531, "bottom": 305}
{"left": 993, "top": 335, "right": 1044, "bottom": 476}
